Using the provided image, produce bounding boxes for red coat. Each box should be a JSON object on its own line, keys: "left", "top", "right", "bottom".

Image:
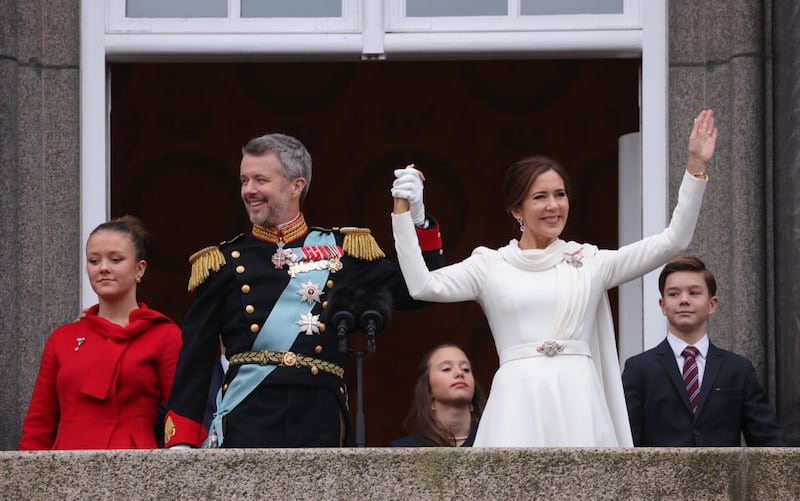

{"left": 19, "top": 303, "right": 182, "bottom": 450}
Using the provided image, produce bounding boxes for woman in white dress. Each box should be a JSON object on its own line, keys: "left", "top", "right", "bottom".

{"left": 390, "top": 109, "right": 718, "bottom": 447}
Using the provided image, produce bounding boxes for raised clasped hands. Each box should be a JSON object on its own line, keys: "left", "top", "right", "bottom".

{"left": 687, "top": 109, "right": 718, "bottom": 176}
{"left": 391, "top": 164, "right": 427, "bottom": 227}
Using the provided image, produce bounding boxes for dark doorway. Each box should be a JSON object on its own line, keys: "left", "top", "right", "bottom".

{"left": 110, "top": 59, "right": 639, "bottom": 446}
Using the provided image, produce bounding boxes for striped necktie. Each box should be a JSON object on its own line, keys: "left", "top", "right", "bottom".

{"left": 682, "top": 346, "right": 701, "bottom": 414}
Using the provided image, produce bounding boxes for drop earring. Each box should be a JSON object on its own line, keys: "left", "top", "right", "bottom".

{"left": 516, "top": 217, "right": 525, "bottom": 232}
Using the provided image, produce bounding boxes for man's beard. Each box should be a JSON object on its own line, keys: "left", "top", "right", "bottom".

{"left": 247, "top": 195, "right": 290, "bottom": 227}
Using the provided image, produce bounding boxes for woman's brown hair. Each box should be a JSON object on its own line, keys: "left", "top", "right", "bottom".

{"left": 403, "top": 344, "right": 486, "bottom": 447}
{"left": 503, "top": 155, "right": 570, "bottom": 218}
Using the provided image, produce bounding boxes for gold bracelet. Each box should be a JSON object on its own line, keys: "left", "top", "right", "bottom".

{"left": 691, "top": 171, "right": 706, "bottom": 179}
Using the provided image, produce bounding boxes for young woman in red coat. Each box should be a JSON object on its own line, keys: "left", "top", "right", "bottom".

{"left": 19, "top": 216, "right": 182, "bottom": 450}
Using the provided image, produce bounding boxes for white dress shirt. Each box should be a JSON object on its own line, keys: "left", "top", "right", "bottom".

{"left": 667, "top": 332, "right": 709, "bottom": 385}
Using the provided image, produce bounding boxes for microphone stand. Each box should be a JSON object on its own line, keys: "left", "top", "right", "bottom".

{"left": 353, "top": 345, "right": 367, "bottom": 447}
{"left": 350, "top": 309, "right": 383, "bottom": 447}
{"left": 331, "top": 302, "right": 365, "bottom": 445}
{"left": 340, "top": 342, "right": 368, "bottom": 447}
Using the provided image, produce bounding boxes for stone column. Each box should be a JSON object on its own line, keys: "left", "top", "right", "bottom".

{"left": 669, "top": 0, "right": 775, "bottom": 414}
{"left": 773, "top": 0, "right": 800, "bottom": 446}
{"left": 0, "top": 0, "right": 81, "bottom": 450}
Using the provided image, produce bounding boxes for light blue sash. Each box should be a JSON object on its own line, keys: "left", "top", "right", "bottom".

{"left": 207, "top": 230, "right": 334, "bottom": 447}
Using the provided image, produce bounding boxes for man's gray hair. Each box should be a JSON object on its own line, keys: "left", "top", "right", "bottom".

{"left": 242, "top": 133, "right": 312, "bottom": 205}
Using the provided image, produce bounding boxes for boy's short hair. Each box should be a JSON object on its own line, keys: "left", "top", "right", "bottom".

{"left": 658, "top": 256, "right": 717, "bottom": 297}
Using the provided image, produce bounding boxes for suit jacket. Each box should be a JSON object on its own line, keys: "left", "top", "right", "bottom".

{"left": 19, "top": 304, "right": 182, "bottom": 450}
{"left": 622, "top": 338, "right": 784, "bottom": 447}
{"left": 165, "top": 214, "right": 443, "bottom": 447}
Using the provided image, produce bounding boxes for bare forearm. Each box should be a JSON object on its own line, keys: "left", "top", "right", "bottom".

{"left": 393, "top": 197, "right": 409, "bottom": 214}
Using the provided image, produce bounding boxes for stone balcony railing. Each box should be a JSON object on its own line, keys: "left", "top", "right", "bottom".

{"left": 2, "top": 447, "right": 799, "bottom": 500}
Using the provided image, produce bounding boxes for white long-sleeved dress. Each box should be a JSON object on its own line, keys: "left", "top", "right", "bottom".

{"left": 392, "top": 172, "right": 706, "bottom": 447}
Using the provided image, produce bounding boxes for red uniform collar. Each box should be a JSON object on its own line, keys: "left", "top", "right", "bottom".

{"left": 251, "top": 212, "right": 309, "bottom": 244}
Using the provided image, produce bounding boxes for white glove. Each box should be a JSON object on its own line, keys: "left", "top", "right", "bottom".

{"left": 391, "top": 165, "right": 427, "bottom": 227}
{"left": 168, "top": 444, "right": 193, "bottom": 450}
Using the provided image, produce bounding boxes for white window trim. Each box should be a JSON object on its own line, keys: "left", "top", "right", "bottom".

{"left": 637, "top": 0, "right": 669, "bottom": 357}
{"left": 382, "top": 31, "right": 641, "bottom": 59}
{"left": 81, "top": 0, "right": 668, "bottom": 360}
{"left": 80, "top": 1, "right": 108, "bottom": 309}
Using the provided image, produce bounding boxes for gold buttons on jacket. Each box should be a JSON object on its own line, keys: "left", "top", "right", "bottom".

{"left": 322, "top": 300, "right": 329, "bottom": 309}
{"left": 245, "top": 305, "right": 255, "bottom": 314}
{"left": 231, "top": 251, "right": 240, "bottom": 258}
{"left": 319, "top": 323, "right": 326, "bottom": 332}
{"left": 315, "top": 345, "right": 322, "bottom": 354}
{"left": 326, "top": 279, "right": 334, "bottom": 289}
{"left": 222, "top": 384, "right": 228, "bottom": 391}
{"left": 241, "top": 284, "right": 251, "bottom": 293}
{"left": 250, "top": 323, "right": 259, "bottom": 333}
{"left": 236, "top": 265, "right": 245, "bottom": 273}
{"left": 311, "top": 366, "right": 319, "bottom": 376}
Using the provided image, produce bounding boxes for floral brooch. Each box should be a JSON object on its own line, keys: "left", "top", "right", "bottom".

{"left": 563, "top": 249, "right": 584, "bottom": 269}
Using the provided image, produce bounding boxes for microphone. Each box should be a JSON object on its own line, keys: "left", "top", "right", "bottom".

{"left": 326, "top": 286, "right": 358, "bottom": 353}
{"left": 358, "top": 288, "right": 392, "bottom": 353}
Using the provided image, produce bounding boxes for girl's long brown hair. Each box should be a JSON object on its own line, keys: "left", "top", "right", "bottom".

{"left": 403, "top": 344, "right": 486, "bottom": 447}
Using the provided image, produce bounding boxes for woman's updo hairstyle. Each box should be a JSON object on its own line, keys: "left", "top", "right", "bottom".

{"left": 89, "top": 215, "right": 150, "bottom": 261}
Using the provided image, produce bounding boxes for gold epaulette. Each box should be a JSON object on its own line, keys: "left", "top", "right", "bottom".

{"left": 188, "top": 246, "right": 226, "bottom": 292}
{"left": 339, "top": 227, "right": 385, "bottom": 261}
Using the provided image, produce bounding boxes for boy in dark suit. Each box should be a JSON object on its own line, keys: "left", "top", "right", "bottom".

{"left": 622, "top": 256, "right": 784, "bottom": 446}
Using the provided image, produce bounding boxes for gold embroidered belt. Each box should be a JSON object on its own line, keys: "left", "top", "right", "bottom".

{"left": 228, "top": 350, "right": 344, "bottom": 379}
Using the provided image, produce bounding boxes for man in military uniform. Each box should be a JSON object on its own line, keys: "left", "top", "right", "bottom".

{"left": 164, "top": 133, "right": 442, "bottom": 448}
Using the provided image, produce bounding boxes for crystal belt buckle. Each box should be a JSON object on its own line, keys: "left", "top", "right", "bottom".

{"left": 536, "top": 340, "right": 565, "bottom": 357}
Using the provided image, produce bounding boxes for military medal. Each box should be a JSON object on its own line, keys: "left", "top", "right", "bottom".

{"left": 207, "top": 427, "right": 219, "bottom": 448}
{"left": 271, "top": 240, "right": 289, "bottom": 269}
{"left": 74, "top": 337, "right": 85, "bottom": 351}
{"left": 296, "top": 280, "right": 323, "bottom": 305}
{"left": 285, "top": 244, "right": 345, "bottom": 277}
{"left": 288, "top": 263, "right": 303, "bottom": 277}
{"left": 296, "top": 312, "right": 321, "bottom": 335}
{"left": 327, "top": 257, "right": 343, "bottom": 272}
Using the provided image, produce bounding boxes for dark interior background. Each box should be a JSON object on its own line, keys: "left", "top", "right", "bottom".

{"left": 109, "top": 58, "right": 639, "bottom": 446}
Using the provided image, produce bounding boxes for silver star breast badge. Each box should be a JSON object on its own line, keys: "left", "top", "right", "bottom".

{"left": 296, "top": 280, "right": 323, "bottom": 304}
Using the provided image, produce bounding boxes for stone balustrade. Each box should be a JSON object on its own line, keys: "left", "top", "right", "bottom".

{"left": 2, "top": 447, "right": 798, "bottom": 500}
